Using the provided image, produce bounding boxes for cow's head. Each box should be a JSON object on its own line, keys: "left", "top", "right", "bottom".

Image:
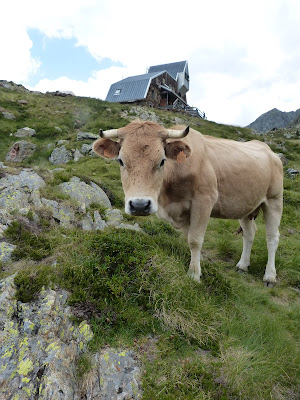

{"left": 92, "top": 121, "right": 190, "bottom": 216}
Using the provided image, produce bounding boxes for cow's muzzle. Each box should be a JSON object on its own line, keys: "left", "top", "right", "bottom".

{"left": 126, "top": 197, "right": 157, "bottom": 216}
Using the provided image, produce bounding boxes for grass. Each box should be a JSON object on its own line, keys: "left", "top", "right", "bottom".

{"left": 1, "top": 86, "right": 300, "bottom": 399}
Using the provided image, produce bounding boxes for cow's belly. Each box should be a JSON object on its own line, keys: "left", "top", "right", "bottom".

{"left": 157, "top": 201, "right": 191, "bottom": 229}
{"left": 211, "top": 195, "right": 266, "bottom": 219}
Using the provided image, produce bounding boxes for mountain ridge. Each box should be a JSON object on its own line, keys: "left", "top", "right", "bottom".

{"left": 246, "top": 107, "right": 300, "bottom": 133}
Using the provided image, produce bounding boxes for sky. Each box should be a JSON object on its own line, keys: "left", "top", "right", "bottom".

{"left": 1, "top": 0, "right": 300, "bottom": 127}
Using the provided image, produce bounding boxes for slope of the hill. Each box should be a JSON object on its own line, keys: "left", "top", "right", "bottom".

{"left": 0, "top": 85, "right": 299, "bottom": 400}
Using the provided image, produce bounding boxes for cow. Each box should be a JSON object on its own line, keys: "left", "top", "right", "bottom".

{"left": 92, "top": 121, "right": 283, "bottom": 285}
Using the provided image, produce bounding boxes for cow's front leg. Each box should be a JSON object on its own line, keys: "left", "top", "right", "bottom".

{"left": 186, "top": 198, "right": 212, "bottom": 282}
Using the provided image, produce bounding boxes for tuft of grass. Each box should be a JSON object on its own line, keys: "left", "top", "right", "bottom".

{"left": 4, "top": 220, "right": 52, "bottom": 261}
{"left": 14, "top": 265, "right": 52, "bottom": 302}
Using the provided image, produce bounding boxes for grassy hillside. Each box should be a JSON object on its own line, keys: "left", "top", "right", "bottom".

{"left": 0, "top": 87, "right": 299, "bottom": 399}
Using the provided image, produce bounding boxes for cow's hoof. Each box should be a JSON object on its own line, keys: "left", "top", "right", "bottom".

{"left": 236, "top": 262, "right": 249, "bottom": 273}
{"left": 187, "top": 271, "right": 201, "bottom": 283}
{"left": 264, "top": 281, "right": 276, "bottom": 288}
{"left": 237, "top": 268, "right": 247, "bottom": 274}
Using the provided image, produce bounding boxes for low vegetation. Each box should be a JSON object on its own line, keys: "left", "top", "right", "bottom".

{"left": 0, "top": 86, "right": 299, "bottom": 399}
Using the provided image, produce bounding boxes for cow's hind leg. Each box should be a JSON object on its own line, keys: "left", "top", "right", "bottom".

{"left": 262, "top": 197, "right": 282, "bottom": 285}
{"left": 236, "top": 217, "right": 257, "bottom": 272}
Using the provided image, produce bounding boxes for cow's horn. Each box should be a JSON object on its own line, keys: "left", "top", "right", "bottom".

{"left": 167, "top": 126, "right": 189, "bottom": 138}
{"left": 99, "top": 128, "right": 119, "bottom": 138}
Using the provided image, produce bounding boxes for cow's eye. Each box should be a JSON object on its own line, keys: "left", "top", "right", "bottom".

{"left": 118, "top": 158, "right": 124, "bottom": 167}
{"left": 160, "top": 158, "right": 166, "bottom": 167}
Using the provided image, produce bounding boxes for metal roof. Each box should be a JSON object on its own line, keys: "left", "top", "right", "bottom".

{"left": 105, "top": 71, "right": 163, "bottom": 103}
{"left": 148, "top": 61, "right": 187, "bottom": 80}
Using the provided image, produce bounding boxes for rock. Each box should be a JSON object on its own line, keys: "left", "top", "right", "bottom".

{"left": 81, "top": 143, "right": 94, "bottom": 156}
{"left": 0, "top": 170, "right": 46, "bottom": 192}
{"left": 118, "top": 222, "right": 142, "bottom": 232}
{"left": 41, "top": 198, "right": 75, "bottom": 228}
{"left": 77, "top": 131, "right": 98, "bottom": 141}
{"left": 2, "top": 111, "right": 16, "bottom": 120}
{"left": 93, "top": 210, "right": 107, "bottom": 230}
{"left": 54, "top": 126, "right": 62, "bottom": 133}
{"left": 14, "top": 127, "right": 36, "bottom": 138}
{"left": 0, "top": 170, "right": 45, "bottom": 214}
{"left": 0, "top": 80, "right": 29, "bottom": 92}
{"left": 81, "top": 212, "right": 94, "bottom": 231}
{"left": 6, "top": 141, "right": 37, "bottom": 162}
{"left": 105, "top": 208, "right": 123, "bottom": 226}
{"left": 129, "top": 106, "right": 161, "bottom": 123}
{"left": 0, "top": 275, "right": 93, "bottom": 400}
{"left": 57, "top": 139, "right": 69, "bottom": 146}
{"left": 287, "top": 168, "right": 300, "bottom": 178}
{"left": 49, "top": 145, "right": 73, "bottom": 165}
{"left": 59, "top": 177, "right": 111, "bottom": 212}
{"left": 277, "top": 153, "right": 288, "bottom": 166}
{"left": 172, "top": 116, "right": 185, "bottom": 125}
{"left": 0, "top": 242, "right": 16, "bottom": 262}
{"left": 84, "top": 348, "right": 142, "bottom": 400}
{"left": 73, "top": 149, "right": 84, "bottom": 162}
{"left": 18, "top": 100, "right": 28, "bottom": 105}
{"left": 46, "top": 90, "right": 75, "bottom": 97}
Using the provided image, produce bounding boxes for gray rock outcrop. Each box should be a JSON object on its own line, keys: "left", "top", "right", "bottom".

{"left": 0, "top": 275, "right": 93, "bottom": 400}
{"left": 0, "top": 275, "right": 142, "bottom": 400}
{"left": 59, "top": 177, "right": 111, "bottom": 212}
{"left": 6, "top": 141, "right": 37, "bottom": 162}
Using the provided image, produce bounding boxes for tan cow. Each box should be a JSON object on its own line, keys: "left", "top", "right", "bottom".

{"left": 93, "top": 121, "right": 283, "bottom": 285}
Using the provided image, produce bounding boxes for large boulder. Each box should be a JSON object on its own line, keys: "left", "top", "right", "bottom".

{"left": 59, "top": 177, "right": 111, "bottom": 212}
{"left": 6, "top": 141, "right": 37, "bottom": 162}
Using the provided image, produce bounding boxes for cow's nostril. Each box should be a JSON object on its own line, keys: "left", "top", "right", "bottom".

{"left": 145, "top": 200, "right": 151, "bottom": 212}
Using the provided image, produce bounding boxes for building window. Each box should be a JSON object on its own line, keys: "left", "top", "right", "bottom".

{"left": 114, "top": 89, "right": 122, "bottom": 95}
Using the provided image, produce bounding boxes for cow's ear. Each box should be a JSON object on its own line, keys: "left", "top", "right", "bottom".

{"left": 165, "top": 140, "right": 191, "bottom": 161}
{"left": 92, "top": 138, "right": 121, "bottom": 159}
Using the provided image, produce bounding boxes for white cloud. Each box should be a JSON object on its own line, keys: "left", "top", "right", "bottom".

{"left": 1, "top": 0, "right": 300, "bottom": 126}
